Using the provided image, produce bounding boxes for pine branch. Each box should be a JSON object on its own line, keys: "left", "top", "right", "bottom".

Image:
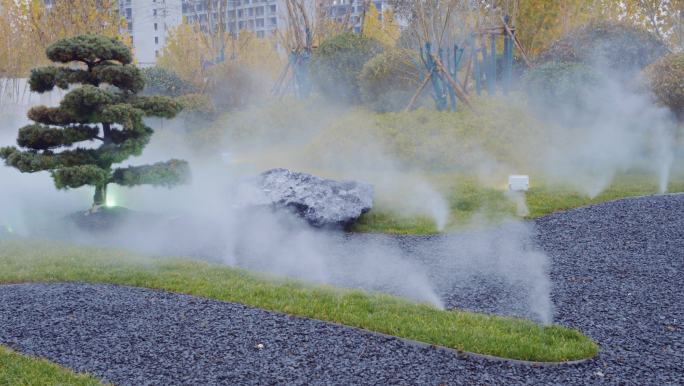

{"left": 111, "top": 159, "right": 192, "bottom": 188}
{"left": 17, "top": 124, "right": 100, "bottom": 150}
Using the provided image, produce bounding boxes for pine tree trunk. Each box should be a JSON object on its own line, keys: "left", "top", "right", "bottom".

{"left": 102, "top": 122, "right": 112, "bottom": 145}
{"left": 93, "top": 184, "right": 107, "bottom": 207}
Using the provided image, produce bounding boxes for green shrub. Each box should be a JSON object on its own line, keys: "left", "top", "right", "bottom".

{"left": 141, "top": 66, "right": 192, "bottom": 97}
{"left": 535, "top": 21, "right": 668, "bottom": 72}
{"left": 358, "top": 48, "right": 422, "bottom": 109}
{"left": 638, "top": 53, "right": 684, "bottom": 116}
{"left": 306, "top": 94, "right": 549, "bottom": 171}
{"left": 521, "top": 62, "right": 601, "bottom": 108}
{"left": 309, "top": 32, "right": 385, "bottom": 104}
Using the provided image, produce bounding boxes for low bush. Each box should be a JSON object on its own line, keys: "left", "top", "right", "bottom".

{"left": 141, "top": 66, "right": 193, "bottom": 97}
{"left": 535, "top": 21, "right": 668, "bottom": 73}
{"left": 521, "top": 61, "right": 601, "bottom": 109}
{"left": 638, "top": 53, "right": 684, "bottom": 117}
{"left": 309, "top": 32, "right": 385, "bottom": 104}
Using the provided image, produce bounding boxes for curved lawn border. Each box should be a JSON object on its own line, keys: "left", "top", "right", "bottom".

{"left": 2, "top": 282, "right": 591, "bottom": 368}
{"left": 0, "top": 345, "right": 104, "bottom": 385}
{"left": 0, "top": 238, "right": 598, "bottom": 363}
{"left": 313, "top": 319, "right": 592, "bottom": 367}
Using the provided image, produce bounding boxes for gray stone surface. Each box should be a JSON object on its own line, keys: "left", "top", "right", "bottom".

{"left": 231, "top": 168, "right": 374, "bottom": 228}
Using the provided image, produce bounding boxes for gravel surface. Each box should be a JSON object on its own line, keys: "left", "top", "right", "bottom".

{"left": 2, "top": 194, "right": 683, "bottom": 385}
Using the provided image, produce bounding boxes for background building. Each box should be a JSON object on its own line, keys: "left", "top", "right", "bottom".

{"left": 181, "top": 0, "right": 389, "bottom": 38}
{"left": 118, "top": 0, "right": 185, "bottom": 67}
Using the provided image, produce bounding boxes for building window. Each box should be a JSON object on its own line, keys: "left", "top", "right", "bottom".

{"left": 374, "top": 2, "right": 381, "bottom": 10}
{"left": 256, "top": 6, "right": 264, "bottom": 16}
{"left": 270, "top": 17, "right": 276, "bottom": 25}
{"left": 238, "top": 20, "right": 244, "bottom": 29}
{"left": 248, "top": 7, "right": 254, "bottom": 16}
{"left": 257, "top": 31, "right": 264, "bottom": 38}
{"left": 131, "top": 36, "right": 134, "bottom": 45}
{"left": 247, "top": 19, "right": 254, "bottom": 29}
{"left": 256, "top": 18, "right": 264, "bottom": 27}
{"left": 196, "top": 4, "right": 202, "bottom": 11}
{"left": 228, "top": 10, "right": 235, "bottom": 18}
{"left": 269, "top": 4, "right": 276, "bottom": 12}
{"left": 154, "top": 23, "right": 158, "bottom": 30}
{"left": 182, "top": 3, "right": 187, "bottom": 12}
{"left": 245, "top": 0, "right": 250, "bottom": 3}
{"left": 238, "top": 9, "right": 243, "bottom": 17}
{"left": 200, "top": 14, "right": 207, "bottom": 22}
{"left": 125, "top": 8, "right": 132, "bottom": 18}
{"left": 155, "top": 51, "right": 159, "bottom": 57}
{"left": 127, "top": 22, "right": 133, "bottom": 31}
{"left": 155, "top": 37, "right": 159, "bottom": 44}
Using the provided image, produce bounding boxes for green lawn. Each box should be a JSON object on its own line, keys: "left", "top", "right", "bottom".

{"left": 351, "top": 171, "right": 684, "bottom": 234}
{"left": 0, "top": 238, "right": 598, "bottom": 364}
{"left": 0, "top": 346, "right": 104, "bottom": 386}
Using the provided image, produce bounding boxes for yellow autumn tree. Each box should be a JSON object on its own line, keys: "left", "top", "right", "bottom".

{"left": 363, "top": 3, "right": 400, "bottom": 47}
{"left": 0, "top": 0, "right": 127, "bottom": 109}
{"left": 158, "top": 21, "right": 284, "bottom": 109}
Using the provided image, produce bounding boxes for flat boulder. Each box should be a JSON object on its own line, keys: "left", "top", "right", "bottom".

{"left": 231, "top": 168, "right": 374, "bottom": 228}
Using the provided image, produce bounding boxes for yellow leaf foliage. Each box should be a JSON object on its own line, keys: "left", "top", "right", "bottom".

{"left": 362, "top": 4, "right": 400, "bottom": 47}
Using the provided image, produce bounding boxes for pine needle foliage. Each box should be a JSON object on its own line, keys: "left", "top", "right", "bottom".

{"left": 0, "top": 35, "right": 190, "bottom": 206}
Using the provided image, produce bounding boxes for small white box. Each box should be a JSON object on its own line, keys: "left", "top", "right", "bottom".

{"left": 508, "top": 175, "right": 529, "bottom": 191}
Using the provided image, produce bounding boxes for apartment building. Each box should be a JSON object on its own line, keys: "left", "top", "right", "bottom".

{"left": 118, "top": 0, "right": 185, "bottom": 67}
{"left": 181, "top": 0, "right": 389, "bottom": 38}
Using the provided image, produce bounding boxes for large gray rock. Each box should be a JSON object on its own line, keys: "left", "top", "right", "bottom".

{"left": 231, "top": 168, "right": 374, "bottom": 228}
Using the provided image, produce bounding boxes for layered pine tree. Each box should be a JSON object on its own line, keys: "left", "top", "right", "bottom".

{"left": 0, "top": 35, "right": 190, "bottom": 207}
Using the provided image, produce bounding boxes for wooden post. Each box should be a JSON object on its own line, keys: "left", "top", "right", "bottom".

{"left": 429, "top": 53, "right": 480, "bottom": 115}
{"left": 404, "top": 69, "right": 434, "bottom": 112}
{"left": 278, "top": 71, "right": 295, "bottom": 101}
{"left": 278, "top": 58, "right": 301, "bottom": 100}
{"left": 270, "top": 64, "right": 290, "bottom": 96}
{"left": 500, "top": 15, "right": 531, "bottom": 68}
{"left": 461, "top": 50, "right": 473, "bottom": 93}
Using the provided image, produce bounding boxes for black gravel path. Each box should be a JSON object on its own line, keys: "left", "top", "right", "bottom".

{"left": 2, "top": 194, "right": 683, "bottom": 385}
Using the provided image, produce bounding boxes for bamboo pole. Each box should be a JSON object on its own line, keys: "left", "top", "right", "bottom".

{"left": 500, "top": 15, "right": 531, "bottom": 68}
{"left": 429, "top": 53, "right": 479, "bottom": 115}
{"left": 404, "top": 69, "right": 434, "bottom": 112}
